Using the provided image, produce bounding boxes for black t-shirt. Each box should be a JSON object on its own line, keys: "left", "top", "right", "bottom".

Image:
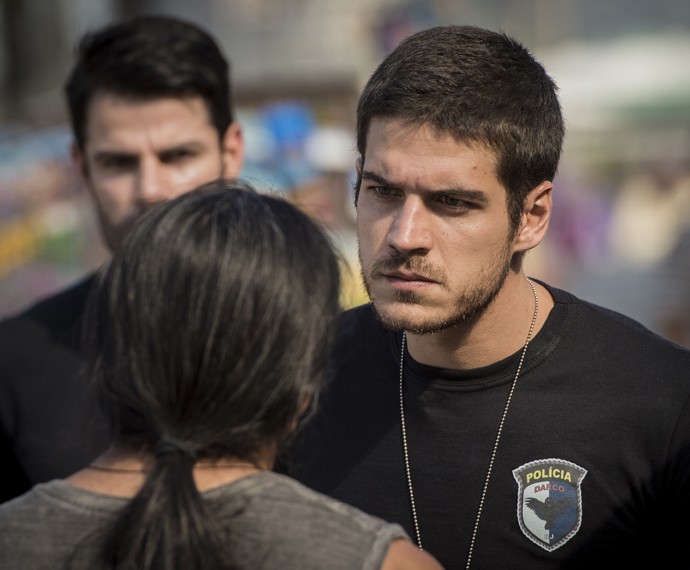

{"left": 0, "top": 275, "right": 110, "bottom": 503}
{"left": 280, "top": 282, "right": 690, "bottom": 569}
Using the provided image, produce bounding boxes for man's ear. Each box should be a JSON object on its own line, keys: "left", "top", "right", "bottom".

{"left": 71, "top": 142, "right": 95, "bottom": 197}
{"left": 512, "top": 181, "right": 553, "bottom": 254}
{"left": 71, "top": 142, "right": 87, "bottom": 179}
{"left": 221, "top": 122, "right": 244, "bottom": 178}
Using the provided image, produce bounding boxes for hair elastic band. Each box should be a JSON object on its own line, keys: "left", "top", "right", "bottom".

{"left": 154, "top": 437, "right": 197, "bottom": 460}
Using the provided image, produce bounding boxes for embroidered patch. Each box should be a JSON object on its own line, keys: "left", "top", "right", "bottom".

{"left": 512, "top": 458, "right": 587, "bottom": 551}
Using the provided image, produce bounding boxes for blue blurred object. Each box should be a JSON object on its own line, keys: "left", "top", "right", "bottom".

{"left": 260, "top": 101, "right": 318, "bottom": 188}
{"left": 261, "top": 101, "right": 316, "bottom": 149}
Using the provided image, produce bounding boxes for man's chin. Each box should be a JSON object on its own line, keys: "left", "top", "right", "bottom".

{"left": 371, "top": 294, "right": 486, "bottom": 335}
{"left": 103, "top": 213, "right": 149, "bottom": 252}
{"left": 371, "top": 299, "right": 438, "bottom": 334}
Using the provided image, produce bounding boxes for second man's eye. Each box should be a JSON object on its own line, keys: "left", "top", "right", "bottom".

{"left": 371, "top": 186, "right": 398, "bottom": 198}
{"left": 97, "top": 154, "right": 137, "bottom": 170}
{"left": 441, "top": 195, "right": 463, "bottom": 206}
{"left": 161, "top": 148, "right": 197, "bottom": 164}
{"left": 438, "top": 194, "right": 476, "bottom": 211}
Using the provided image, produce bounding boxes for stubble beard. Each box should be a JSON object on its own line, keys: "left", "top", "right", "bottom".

{"left": 361, "top": 246, "right": 512, "bottom": 335}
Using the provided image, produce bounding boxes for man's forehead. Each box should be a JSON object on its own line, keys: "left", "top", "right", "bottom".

{"left": 83, "top": 92, "right": 216, "bottom": 151}
{"left": 86, "top": 91, "right": 212, "bottom": 125}
{"left": 365, "top": 119, "right": 496, "bottom": 164}
{"left": 365, "top": 117, "right": 495, "bottom": 158}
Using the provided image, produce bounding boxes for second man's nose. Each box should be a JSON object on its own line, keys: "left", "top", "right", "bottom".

{"left": 136, "top": 160, "right": 170, "bottom": 204}
{"left": 385, "top": 198, "right": 433, "bottom": 254}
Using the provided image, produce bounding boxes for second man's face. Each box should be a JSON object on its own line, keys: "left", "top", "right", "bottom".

{"left": 74, "top": 93, "right": 244, "bottom": 251}
{"left": 356, "top": 118, "right": 517, "bottom": 334}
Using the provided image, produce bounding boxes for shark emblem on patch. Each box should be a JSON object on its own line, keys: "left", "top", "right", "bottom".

{"left": 512, "top": 458, "right": 587, "bottom": 551}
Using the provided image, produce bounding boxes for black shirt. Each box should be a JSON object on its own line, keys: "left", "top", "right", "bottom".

{"left": 0, "top": 275, "right": 110, "bottom": 503}
{"left": 280, "top": 282, "right": 690, "bottom": 569}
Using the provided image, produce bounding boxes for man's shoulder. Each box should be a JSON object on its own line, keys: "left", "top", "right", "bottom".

{"left": 330, "top": 304, "right": 399, "bottom": 379}
{"left": 0, "top": 274, "right": 97, "bottom": 362}
{"left": 334, "top": 303, "right": 389, "bottom": 350}
{"left": 0, "top": 274, "right": 96, "bottom": 338}
{"left": 336, "top": 303, "right": 378, "bottom": 329}
{"left": 544, "top": 280, "right": 690, "bottom": 369}
{"left": 337, "top": 302, "right": 393, "bottom": 335}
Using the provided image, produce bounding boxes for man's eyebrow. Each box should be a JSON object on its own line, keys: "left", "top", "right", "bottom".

{"left": 91, "top": 141, "right": 205, "bottom": 159}
{"left": 160, "top": 141, "right": 206, "bottom": 151}
{"left": 440, "top": 188, "right": 489, "bottom": 205}
{"left": 91, "top": 150, "right": 136, "bottom": 161}
{"left": 361, "top": 170, "right": 391, "bottom": 186}
{"left": 361, "top": 169, "right": 489, "bottom": 204}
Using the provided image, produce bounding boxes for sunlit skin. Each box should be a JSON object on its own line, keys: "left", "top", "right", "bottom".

{"left": 356, "top": 118, "right": 555, "bottom": 369}
{"left": 72, "top": 93, "right": 244, "bottom": 251}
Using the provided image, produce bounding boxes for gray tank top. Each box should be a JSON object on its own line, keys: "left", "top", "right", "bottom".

{"left": 0, "top": 471, "right": 408, "bottom": 569}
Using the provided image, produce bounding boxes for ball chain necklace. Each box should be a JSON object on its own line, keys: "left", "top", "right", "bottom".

{"left": 399, "top": 277, "right": 539, "bottom": 569}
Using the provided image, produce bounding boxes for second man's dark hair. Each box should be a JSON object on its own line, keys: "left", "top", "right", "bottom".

{"left": 355, "top": 25, "right": 565, "bottom": 231}
{"left": 65, "top": 15, "right": 233, "bottom": 149}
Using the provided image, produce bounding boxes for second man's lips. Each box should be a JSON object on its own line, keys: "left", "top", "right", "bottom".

{"left": 382, "top": 270, "right": 437, "bottom": 283}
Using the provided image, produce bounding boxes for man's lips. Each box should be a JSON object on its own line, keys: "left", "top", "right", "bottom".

{"left": 380, "top": 271, "right": 438, "bottom": 289}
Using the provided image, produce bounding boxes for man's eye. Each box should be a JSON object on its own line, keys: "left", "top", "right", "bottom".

{"left": 371, "top": 186, "right": 396, "bottom": 197}
{"left": 99, "top": 155, "right": 136, "bottom": 169}
{"left": 441, "top": 195, "right": 462, "bottom": 206}
{"left": 439, "top": 195, "right": 470, "bottom": 209}
{"left": 161, "top": 149, "right": 196, "bottom": 163}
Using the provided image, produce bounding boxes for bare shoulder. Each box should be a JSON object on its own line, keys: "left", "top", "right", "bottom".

{"left": 381, "top": 539, "right": 444, "bottom": 570}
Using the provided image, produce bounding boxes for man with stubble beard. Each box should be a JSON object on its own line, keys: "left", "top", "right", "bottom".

{"left": 279, "top": 25, "right": 690, "bottom": 569}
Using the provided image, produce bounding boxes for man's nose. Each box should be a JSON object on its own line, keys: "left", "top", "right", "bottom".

{"left": 136, "top": 160, "right": 169, "bottom": 203}
{"left": 385, "top": 198, "right": 432, "bottom": 254}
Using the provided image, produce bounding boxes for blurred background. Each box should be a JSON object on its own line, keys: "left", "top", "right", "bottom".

{"left": 1, "top": 0, "right": 689, "bottom": 346}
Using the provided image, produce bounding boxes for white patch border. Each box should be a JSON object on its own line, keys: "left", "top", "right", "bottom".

{"left": 512, "top": 458, "right": 588, "bottom": 552}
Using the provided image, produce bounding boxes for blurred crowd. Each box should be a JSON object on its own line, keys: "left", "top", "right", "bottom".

{"left": 0, "top": 103, "right": 368, "bottom": 318}
{"left": 532, "top": 158, "right": 690, "bottom": 346}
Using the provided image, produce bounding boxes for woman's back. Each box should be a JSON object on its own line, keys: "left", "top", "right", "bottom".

{"left": 0, "top": 183, "right": 442, "bottom": 570}
{"left": 0, "top": 472, "right": 408, "bottom": 570}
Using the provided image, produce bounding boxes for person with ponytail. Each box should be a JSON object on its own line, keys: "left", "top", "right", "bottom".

{"left": 0, "top": 180, "right": 442, "bottom": 570}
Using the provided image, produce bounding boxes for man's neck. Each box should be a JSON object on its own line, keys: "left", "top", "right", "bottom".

{"left": 405, "top": 274, "right": 553, "bottom": 370}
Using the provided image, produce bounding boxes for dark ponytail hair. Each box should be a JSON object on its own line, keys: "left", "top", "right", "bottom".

{"left": 85, "top": 180, "right": 341, "bottom": 569}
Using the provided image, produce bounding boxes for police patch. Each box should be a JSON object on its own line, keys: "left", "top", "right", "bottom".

{"left": 512, "top": 458, "right": 587, "bottom": 551}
